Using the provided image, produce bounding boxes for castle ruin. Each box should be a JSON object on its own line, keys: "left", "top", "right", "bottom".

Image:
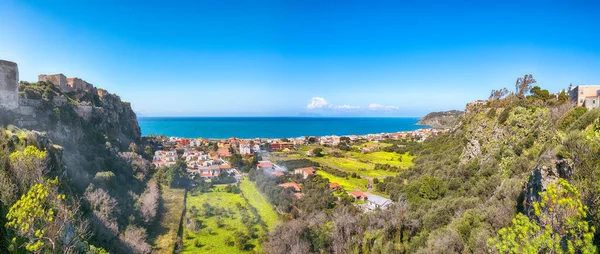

{"left": 39, "top": 74, "right": 94, "bottom": 92}
{"left": 1, "top": 59, "right": 102, "bottom": 123}
{"left": 0, "top": 60, "right": 19, "bottom": 110}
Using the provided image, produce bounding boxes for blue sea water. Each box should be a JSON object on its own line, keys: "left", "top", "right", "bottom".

{"left": 138, "top": 117, "right": 425, "bottom": 139}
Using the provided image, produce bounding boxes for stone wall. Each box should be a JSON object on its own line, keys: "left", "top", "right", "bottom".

{"left": 18, "top": 98, "right": 43, "bottom": 107}
{"left": 0, "top": 60, "right": 19, "bottom": 110}
{"left": 39, "top": 73, "right": 71, "bottom": 92}
{"left": 67, "top": 77, "right": 94, "bottom": 91}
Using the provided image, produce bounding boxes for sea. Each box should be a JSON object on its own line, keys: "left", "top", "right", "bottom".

{"left": 137, "top": 117, "right": 425, "bottom": 139}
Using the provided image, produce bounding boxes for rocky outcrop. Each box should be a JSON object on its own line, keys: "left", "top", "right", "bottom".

{"left": 522, "top": 158, "right": 574, "bottom": 216}
{"left": 0, "top": 60, "right": 141, "bottom": 190}
{"left": 418, "top": 110, "right": 463, "bottom": 128}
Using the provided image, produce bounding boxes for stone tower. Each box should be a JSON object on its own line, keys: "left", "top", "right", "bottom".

{"left": 0, "top": 60, "right": 19, "bottom": 110}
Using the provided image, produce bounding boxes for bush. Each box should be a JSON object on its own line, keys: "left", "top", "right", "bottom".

{"left": 558, "top": 106, "right": 587, "bottom": 131}
{"left": 567, "top": 108, "right": 600, "bottom": 131}
{"left": 486, "top": 108, "right": 497, "bottom": 119}
{"left": 498, "top": 108, "right": 512, "bottom": 125}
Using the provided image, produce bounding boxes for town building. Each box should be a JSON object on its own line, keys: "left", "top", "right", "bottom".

{"left": 279, "top": 182, "right": 302, "bottom": 192}
{"left": 568, "top": 84, "right": 600, "bottom": 109}
{"left": 270, "top": 142, "right": 294, "bottom": 151}
{"left": 349, "top": 191, "right": 368, "bottom": 201}
{"left": 366, "top": 194, "right": 392, "bottom": 211}
{"left": 329, "top": 182, "right": 341, "bottom": 191}
{"left": 294, "top": 167, "right": 316, "bottom": 179}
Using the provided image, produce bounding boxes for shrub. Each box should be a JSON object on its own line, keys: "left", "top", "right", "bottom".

{"left": 567, "top": 108, "right": 600, "bottom": 131}
{"left": 486, "top": 108, "right": 497, "bottom": 119}
{"left": 558, "top": 106, "right": 587, "bottom": 131}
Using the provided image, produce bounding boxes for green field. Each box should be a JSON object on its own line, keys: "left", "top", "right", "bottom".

{"left": 239, "top": 180, "right": 280, "bottom": 230}
{"left": 182, "top": 180, "right": 278, "bottom": 253}
{"left": 316, "top": 170, "right": 369, "bottom": 191}
{"left": 309, "top": 151, "right": 412, "bottom": 178}
{"left": 150, "top": 187, "right": 185, "bottom": 254}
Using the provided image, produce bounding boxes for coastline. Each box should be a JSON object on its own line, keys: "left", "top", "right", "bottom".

{"left": 138, "top": 116, "right": 426, "bottom": 139}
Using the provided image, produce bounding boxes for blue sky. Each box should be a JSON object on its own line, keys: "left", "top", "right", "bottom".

{"left": 1, "top": 0, "right": 599, "bottom": 117}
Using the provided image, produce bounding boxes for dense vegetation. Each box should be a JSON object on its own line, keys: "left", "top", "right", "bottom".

{"left": 263, "top": 75, "right": 600, "bottom": 253}
{"left": 1, "top": 80, "right": 164, "bottom": 253}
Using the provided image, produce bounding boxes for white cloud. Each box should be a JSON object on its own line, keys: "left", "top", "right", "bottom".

{"left": 306, "top": 97, "right": 331, "bottom": 109}
{"left": 306, "top": 97, "right": 397, "bottom": 112}
{"left": 334, "top": 104, "right": 361, "bottom": 110}
{"left": 368, "top": 103, "right": 399, "bottom": 111}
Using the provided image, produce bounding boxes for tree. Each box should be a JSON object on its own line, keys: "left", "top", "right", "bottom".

{"left": 558, "top": 90, "right": 570, "bottom": 103}
{"left": 8, "top": 146, "right": 47, "bottom": 195}
{"left": 119, "top": 225, "right": 151, "bottom": 254}
{"left": 515, "top": 74, "right": 536, "bottom": 98}
{"left": 84, "top": 188, "right": 119, "bottom": 240}
{"left": 6, "top": 178, "right": 89, "bottom": 253}
{"left": 488, "top": 179, "right": 596, "bottom": 253}
{"left": 313, "top": 148, "right": 324, "bottom": 157}
{"left": 528, "top": 86, "right": 550, "bottom": 101}
{"left": 489, "top": 88, "right": 510, "bottom": 101}
{"left": 143, "top": 145, "right": 153, "bottom": 160}
{"left": 139, "top": 180, "right": 159, "bottom": 225}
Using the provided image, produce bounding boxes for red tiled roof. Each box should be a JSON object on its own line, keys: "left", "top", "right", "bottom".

{"left": 329, "top": 182, "right": 341, "bottom": 189}
{"left": 271, "top": 172, "right": 284, "bottom": 177}
{"left": 296, "top": 167, "right": 316, "bottom": 175}
{"left": 294, "top": 193, "right": 305, "bottom": 199}
{"left": 279, "top": 182, "right": 302, "bottom": 192}
{"left": 258, "top": 161, "right": 274, "bottom": 168}
{"left": 219, "top": 164, "right": 231, "bottom": 169}
{"left": 349, "top": 191, "right": 368, "bottom": 198}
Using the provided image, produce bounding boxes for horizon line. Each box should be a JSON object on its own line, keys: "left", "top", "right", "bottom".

{"left": 136, "top": 115, "right": 426, "bottom": 118}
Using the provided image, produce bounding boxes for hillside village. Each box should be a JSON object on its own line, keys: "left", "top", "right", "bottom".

{"left": 150, "top": 127, "right": 448, "bottom": 214}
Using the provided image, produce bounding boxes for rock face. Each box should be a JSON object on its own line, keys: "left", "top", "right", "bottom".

{"left": 417, "top": 110, "right": 463, "bottom": 128}
{"left": 522, "top": 159, "right": 574, "bottom": 216}
{"left": 0, "top": 60, "right": 19, "bottom": 110}
{"left": 0, "top": 60, "right": 141, "bottom": 190}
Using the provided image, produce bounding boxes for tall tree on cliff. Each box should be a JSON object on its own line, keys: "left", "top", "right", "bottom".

{"left": 515, "top": 74, "right": 536, "bottom": 99}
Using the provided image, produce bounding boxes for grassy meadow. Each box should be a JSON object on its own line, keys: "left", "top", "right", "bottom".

{"left": 150, "top": 186, "right": 185, "bottom": 254}
{"left": 182, "top": 179, "right": 278, "bottom": 253}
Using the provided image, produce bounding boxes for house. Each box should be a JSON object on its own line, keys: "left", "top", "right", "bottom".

{"left": 239, "top": 143, "right": 252, "bottom": 155}
{"left": 217, "top": 147, "right": 232, "bottom": 158}
{"left": 270, "top": 142, "right": 294, "bottom": 151}
{"left": 349, "top": 191, "right": 368, "bottom": 201}
{"left": 366, "top": 194, "right": 392, "bottom": 211}
{"left": 294, "top": 167, "right": 316, "bottom": 179}
{"left": 257, "top": 161, "right": 275, "bottom": 170}
{"left": 279, "top": 182, "right": 302, "bottom": 192}
{"left": 329, "top": 182, "right": 341, "bottom": 191}
{"left": 294, "top": 193, "right": 305, "bottom": 199}
{"left": 568, "top": 84, "right": 600, "bottom": 109}
{"left": 271, "top": 171, "right": 285, "bottom": 177}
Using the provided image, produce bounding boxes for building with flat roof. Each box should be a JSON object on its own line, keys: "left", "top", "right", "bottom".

{"left": 568, "top": 84, "right": 600, "bottom": 109}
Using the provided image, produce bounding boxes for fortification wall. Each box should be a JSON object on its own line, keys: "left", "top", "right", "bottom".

{"left": 67, "top": 77, "right": 94, "bottom": 91}
{"left": 39, "top": 74, "right": 71, "bottom": 92}
{"left": 0, "top": 60, "right": 19, "bottom": 110}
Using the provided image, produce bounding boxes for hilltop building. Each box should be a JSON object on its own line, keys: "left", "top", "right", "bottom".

{"left": 568, "top": 84, "right": 600, "bottom": 109}
{"left": 38, "top": 74, "right": 94, "bottom": 93}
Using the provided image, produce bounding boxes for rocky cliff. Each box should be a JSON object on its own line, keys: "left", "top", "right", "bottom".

{"left": 417, "top": 110, "right": 463, "bottom": 128}
{"left": 0, "top": 60, "right": 153, "bottom": 253}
